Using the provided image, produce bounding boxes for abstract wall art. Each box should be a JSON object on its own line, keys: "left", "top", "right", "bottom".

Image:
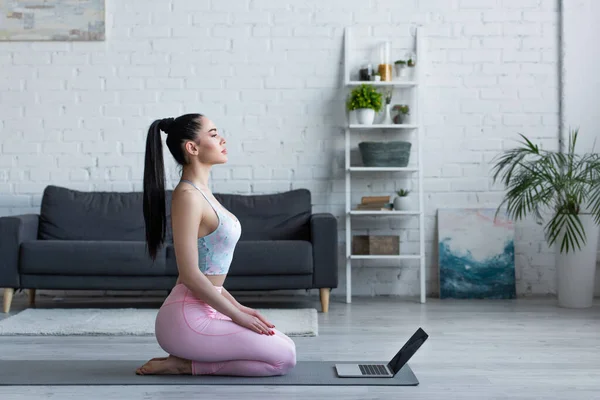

{"left": 0, "top": 0, "right": 105, "bottom": 41}
{"left": 438, "top": 208, "right": 516, "bottom": 299}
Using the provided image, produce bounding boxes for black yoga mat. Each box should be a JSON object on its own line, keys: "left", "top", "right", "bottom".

{"left": 0, "top": 360, "right": 420, "bottom": 386}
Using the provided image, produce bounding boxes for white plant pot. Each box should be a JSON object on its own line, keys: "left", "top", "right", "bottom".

{"left": 394, "top": 65, "right": 407, "bottom": 79}
{"left": 393, "top": 196, "right": 411, "bottom": 211}
{"left": 556, "top": 213, "right": 599, "bottom": 308}
{"left": 355, "top": 108, "right": 375, "bottom": 125}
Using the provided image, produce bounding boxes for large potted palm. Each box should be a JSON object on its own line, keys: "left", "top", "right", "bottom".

{"left": 491, "top": 130, "right": 600, "bottom": 308}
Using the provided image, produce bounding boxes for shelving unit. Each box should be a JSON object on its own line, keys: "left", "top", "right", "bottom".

{"left": 343, "top": 26, "right": 426, "bottom": 304}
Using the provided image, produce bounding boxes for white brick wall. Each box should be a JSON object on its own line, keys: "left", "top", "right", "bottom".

{"left": 1, "top": 0, "right": 585, "bottom": 298}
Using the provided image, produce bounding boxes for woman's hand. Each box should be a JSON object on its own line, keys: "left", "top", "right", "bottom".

{"left": 231, "top": 310, "right": 274, "bottom": 335}
{"left": 237, "top": 305, "right": 275, "bottom": 329}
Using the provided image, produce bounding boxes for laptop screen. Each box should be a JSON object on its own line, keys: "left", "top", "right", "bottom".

{"left": 387, "top": 328, "right": 429, "bottom": 374}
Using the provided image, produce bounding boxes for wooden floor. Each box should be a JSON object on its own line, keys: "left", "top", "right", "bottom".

{"left": 0, "top": 293, "right": 599, "bottom": 399}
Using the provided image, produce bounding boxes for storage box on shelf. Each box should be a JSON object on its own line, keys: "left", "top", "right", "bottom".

{"left": 343, "top": 26, "right": 426, "bottom": 304}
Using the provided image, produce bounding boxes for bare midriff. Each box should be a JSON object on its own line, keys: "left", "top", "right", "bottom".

{"left": 175, "top": 274, "right": 227, "bottom": 288}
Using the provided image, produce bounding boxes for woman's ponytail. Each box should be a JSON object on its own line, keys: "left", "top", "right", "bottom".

{"left": 143, "top": 119, "right": 167, "bottom": 260}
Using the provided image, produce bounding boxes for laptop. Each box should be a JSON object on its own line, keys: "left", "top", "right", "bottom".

{"left": 335, "top": 327, "right": 429, "bottom": 378}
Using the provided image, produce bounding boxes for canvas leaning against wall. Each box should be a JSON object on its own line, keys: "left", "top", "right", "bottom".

{"left": 438, "top": 208, "right": 516, "bottom": 299}
{"left": 0, "top": 0, "right": 105, "bottom": 41}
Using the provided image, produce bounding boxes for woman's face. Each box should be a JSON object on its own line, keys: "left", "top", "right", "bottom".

{"left": 186, "top": 117, "right": 227, "bottom": 165}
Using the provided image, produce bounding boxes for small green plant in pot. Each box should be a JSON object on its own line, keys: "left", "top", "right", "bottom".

{"left": 394, "top": 60, "right": 407, "bottom": 78}
{"left": 491, "top": 129, "right": 600, "bottom": 308}
{"left": 392, "top": 104, "right": 410, "bottom": 124}
{"left": 393, "top": 189, "right": 411, "bottom": 211}
{"left": 346, "top": 84, "right": 383, "bottom": 125}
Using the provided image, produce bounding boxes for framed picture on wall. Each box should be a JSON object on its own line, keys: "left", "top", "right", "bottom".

{"left": 0, "top": 0, "right": 105, "bottom": 41}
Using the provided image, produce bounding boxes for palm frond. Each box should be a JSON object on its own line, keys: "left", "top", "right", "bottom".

{"left": 491, "top": 129, "right": 600, "bottom": 253}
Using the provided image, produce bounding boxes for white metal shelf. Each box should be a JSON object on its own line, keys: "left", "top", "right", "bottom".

{"left": 344, "top": 25, "right": 427, "bottom": 305}
{"left": 350, "top": 255, "right": 421, "bottom": 260}
{"left": 346, "top": 80, "right": 418, "bottom": 88}
{"left": 349, "top": 124, "right": 418, "bottom": 129}
{"left": 348, "top": 167, "right": 418, "bottom": 172}
{"left": 349, "top": 210, "right": 421, "bottom": 216}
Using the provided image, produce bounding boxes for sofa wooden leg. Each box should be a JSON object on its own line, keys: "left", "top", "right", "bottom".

{"left": 319, "top": 288, "right": 330, "bottom": 313}
{"left": 29, "top": 289, "right": 36, "bottom": 308}
{"left": 3, "top": 288, "right": 14, "bottom": 314}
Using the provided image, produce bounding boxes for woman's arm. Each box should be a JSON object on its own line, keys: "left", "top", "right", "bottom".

{"left": 221, "top": 287, "right": 242, "bottom": 309}
{"left": 221, "top": 287, "right": 274, "bottom": 328}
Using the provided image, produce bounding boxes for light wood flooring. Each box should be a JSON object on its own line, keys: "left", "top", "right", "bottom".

{"left": 0, "top": 292, "right": 599, "bottom": 400}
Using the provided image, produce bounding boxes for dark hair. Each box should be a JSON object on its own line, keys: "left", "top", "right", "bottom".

{"left": 143, "top": 113, "right": 204, "bottom": 260}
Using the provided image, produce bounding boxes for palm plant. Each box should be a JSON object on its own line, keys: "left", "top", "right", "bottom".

{"left": 491, "top": 129, "right": 600, "bottom": 253}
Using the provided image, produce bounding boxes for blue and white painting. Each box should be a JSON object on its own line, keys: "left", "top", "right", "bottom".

{"left": 0, "top": 0, "right": 105, "bottom": 41}
{"left": 438, "top": 208, "right": 516, "bottom": 299}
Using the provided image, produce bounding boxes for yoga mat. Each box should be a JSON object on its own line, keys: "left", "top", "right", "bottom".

{"left": 0, "top": 360, "right": 420, "bottom": 386}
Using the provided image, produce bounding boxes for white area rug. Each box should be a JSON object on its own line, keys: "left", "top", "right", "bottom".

{"left": 0, "top": 308, "right": 318, "bottom": 337}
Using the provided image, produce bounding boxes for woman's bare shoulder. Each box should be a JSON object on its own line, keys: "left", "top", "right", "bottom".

{"left": 171, "top": 184, "right": 203, "bottom": 220}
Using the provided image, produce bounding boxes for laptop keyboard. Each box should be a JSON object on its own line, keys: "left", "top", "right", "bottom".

{"left": 359, "top": 364, "right": 389, "bottom": 376}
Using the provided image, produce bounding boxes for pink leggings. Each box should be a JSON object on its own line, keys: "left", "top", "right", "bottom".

{"left": 155, "top": 283, "right": 297, "bottom": 376}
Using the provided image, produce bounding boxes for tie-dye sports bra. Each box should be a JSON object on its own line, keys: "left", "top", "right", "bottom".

{"left": 180, "top": 179, "right": 242, "bottom": 276}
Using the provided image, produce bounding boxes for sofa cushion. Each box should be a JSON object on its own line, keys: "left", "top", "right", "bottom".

{"left": 165, "top": 240, "right": 313, "bottom": 276}
{"left": 38, "top": 185, "right": 173, "bottom": 241}
{"left": 214, "top": 189, "right": 311, "bottom": 241}
{"left": 19, "top": 241, "right": 167, "bottom": 276}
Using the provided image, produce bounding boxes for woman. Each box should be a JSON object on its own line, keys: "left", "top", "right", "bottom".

{"left": 135, "top": 114, "right": 297, "bottom": 376}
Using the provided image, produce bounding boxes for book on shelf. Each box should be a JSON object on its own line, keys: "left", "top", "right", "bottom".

{"left": 353, "top": 195, "right": 393, "bottom": 211}
{"left": 355, "top": 203, "right": 392, "bottom": 211}
{"left": 361, "top": 196, "right": 390, "bottom": 204}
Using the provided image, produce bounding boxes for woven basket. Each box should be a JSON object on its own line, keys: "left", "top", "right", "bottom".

{"left": 358, "top": 141, "right": 412, "bottom": 167}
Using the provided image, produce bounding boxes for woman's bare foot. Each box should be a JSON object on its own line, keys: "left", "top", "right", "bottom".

{"left": 136, "top": 355, "right": 192, "bottom": 375}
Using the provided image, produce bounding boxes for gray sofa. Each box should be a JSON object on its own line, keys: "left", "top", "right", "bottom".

{"left": 0, "top": 185, "right": 338, "bottom": 313}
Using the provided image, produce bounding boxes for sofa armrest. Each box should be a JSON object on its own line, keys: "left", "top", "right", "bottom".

{"left": 0, "top": 214, "right": 39, "bottom": 287}
{"left": 310, "top": 213, "right": 338, "bottom": 289}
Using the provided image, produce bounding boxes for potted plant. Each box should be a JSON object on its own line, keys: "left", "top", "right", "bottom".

{"left": 491, "top": 130, "right": 600, "bottom": 308}
{"left": 394, "top": 60, "right": 407, "bottom": 79}
{"left": 393, "top": 189, "right": 411, "bottom": 211}
{"left": 346, "top": 84, "right": 383, "bottom": 125}
{"left": 392, "top": 104, "right": 410, "bottom": 124}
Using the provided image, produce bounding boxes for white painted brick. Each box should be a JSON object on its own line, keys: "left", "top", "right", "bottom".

{"left": 462, "top": 50, "right": 502, "bottom": 63}
{"left": 233, "top": 12, "right": 270, "bottom": 24}
{"left": 479, "top": 88, "right": 518, "bottom": 99}
{"left": 265, "top": 77, "right": 304, "bottom": 89}
{"left": 82, "top": 142, "right": 118, "bottom": 154}
{"left": 63, "top": 129, "right": 102, "bottom": 142}
{"left": 520, "top": 62, "right": 555, "bottom": 74}
{"left": 43, "top": 142, "right": 79, "bottom": 154}
{"left": 483, "top": 10, "right": 521, "bottom": 21}
{"left": 212, "top": 181, "right": 251, "bottom": 194}
{"left": 210, "top": 0, "right": 249, "bottom": 12}
{"left": 13, "top": 53, "right": 51, "bottom": 65}
{"left": 232, "top": 38, "right": 269, "bottom": 52}
{"left": 523, "top": 11, "right": 559, "bottom": 21}
{"left": 105, "top": 77, "right": 144, "bottom": 90}
{"left": 522, "top": 36, "right": 556, "bottom": 49}
{"left": 213, "top": 26, "right": 251, "bottom": 37}
{"left": 503, "top": 22, "right": 541, "bottom": 36}
{"left": 314, "top": 12, "right": 353, "bottom": 24}
{"left": 3, "top": 142, "right": 40, "bottom": 154}
{"left": 503, "top": 0, "right": 539, "bottom": 8}
{"left": 231, "top": 167, "right": 252, "bottom": 180}
{"left": 503, "top": 114, "right": 542, "bottom": 126}
{"left": 145, "top": 78, "right": 184, "bottom": 90}
{"left": 51, "top": 53, "right": 89, "bottom": 65}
